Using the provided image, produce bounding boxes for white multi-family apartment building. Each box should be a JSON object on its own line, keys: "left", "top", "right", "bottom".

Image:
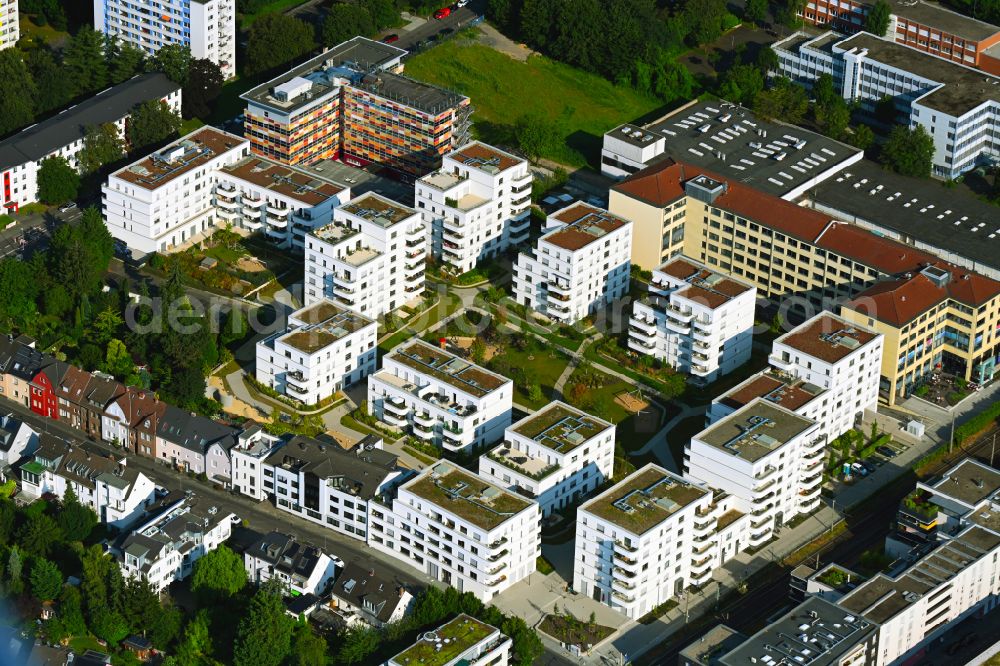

{"left": 261, "top": 435, "right": 405, "bottom": 542}
{"left": 387, "top": 614, "right": 512, "bottom": 666}
{"left": 513, "top": 202, "right": 632, "bottom": 324}
{"left": 629, "top": 257, "right": 756, "bottom": 383}
{"left": 767, "top": 313, "right": 882, "bottom": 443}
{"left": 573, "top": 464, "right": 716, "bottom": 619}
{"left": 244, "top": 531, "right": 338, "bottom": 596}
{"left": 478, "top": 401, "right": 615, "bottom": 517}
{"left": 0, "top": 73, "right": 181, "bottom": 213}
{"left": 215, "top": 156, "right": 351, "bottom": 250}
{"left": 303, "top": 192, "right": 426, "bottom": 318}
{"left": 255, "top": 300, "right": 377, "bottom": 405}
{"left": 19, "top": 435, "right": 156, "bottom": 529}
{"left": 0, "top": 0, "right": 18, "bottom": 50}
{"left": 118, "top": 495, "right": 235, "bottom": 593}
{"left": 94, "top": 0, "right": 236, "bottom": 79}
{"left": 416, "top": 141, "right": 532, "bottom": 274}
{"left": 367, "top": 340, "right": 513, "bottom": 453}
{"left": 229, "top": 424, "right": 285, "bottom": 501}
{"left": 102, "top": 127, "right": 250, "bottom": 254}
{"left": 369, "top": 461, "right": 540, "bottom": 602}
{"left": 686, "top": 400, "right": 825, "bottom": 549}
{"left": 774, "top": 30, "right": 1000, "bottom": 178}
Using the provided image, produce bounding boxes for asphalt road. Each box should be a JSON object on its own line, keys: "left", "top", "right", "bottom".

{"left": 0, "top": 207, "right": 81, "bottom": 260}
{"left": 390, "top": 2, "right": 483, "bottom": 53}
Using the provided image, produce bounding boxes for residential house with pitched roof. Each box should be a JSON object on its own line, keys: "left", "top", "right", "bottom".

{"left": 243, "top": 531, "right": 338, "bottom": 596}
{"left": 104, "top": 387, "right": 165, "bottom": 456}
{"left": 80, "top": 375, "right": 125, "bottom": 442}
{"left": 328, "top": 561, "right": 413, "bottom": 628}
{"left": 155, "top": 405, "right": 239, "bottom": 480}
{"left": 55, "top": 365, "right": 93, "bottom": 431}
{"left": 0, "top": 413, "right": 37, "bottom": 481}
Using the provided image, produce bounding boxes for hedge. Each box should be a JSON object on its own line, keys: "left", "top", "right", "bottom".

{"left": 955, "top": 402, "right": 1000, "bottom": 445}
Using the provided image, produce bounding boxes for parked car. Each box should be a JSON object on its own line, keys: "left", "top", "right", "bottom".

{"left": 876, "top": 445, "right": 897, "bottom": 458}
{"left": 861, "top": 459, "right": 878, "bottom": 474}
{"left": 58, "top": 201, "right": 78, "bottom": 212}
{"left": 851, "top": 462, "right": 869, "bottom": 477}
{"left": 434, "top": 7, "right": 451, "bottom": 18}
{"left": 383, "top": 33, "right": 399, "bottom": 43}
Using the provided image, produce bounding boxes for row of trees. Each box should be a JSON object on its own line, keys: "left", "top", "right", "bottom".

{"left": 486, "top": 0, "right": 730, "bottom": 101}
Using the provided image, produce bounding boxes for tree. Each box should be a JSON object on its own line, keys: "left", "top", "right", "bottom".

{"left": 80, "top": 544, "right": 112, "bottom": 619}
{"left": 233, "top": 581, "right": 294, "bottom": 666}
{"left": 48, "top": 207, "right": 114, "bottom": 304}
{"left": 336, "top": 624, "right": 381, "bottom": 665}
{"left": 0, "top": 501, "right": 14, "bottom": 544}
{"left": 150, "top": 604, "right": 183, "bottom": 649}
{"left": 36, "top": 157, "right": 80, "bottom": 205}
{"left": 322, "top": 4, "right": 375, "bottom": 46}
{"left": 718, "top": 64, "right": 764, "bottom": 106}
{"left": 91, "top": 608, "right": 130, "bottom": 644}
{"left": 470, "top": 337, "right": 487, "bottom": 364}
{"left": 291, "top": 623, "right": 328, "bottom": 666}
{"left": 174, "top": 610, "right": 214, "bottom": 664}
{"left": 128, "top": 100, "right": 182, "bottom": 152}
{"left": 19, "top": 512, "right": 63, "bottom": 557}
{"left": 874, "top": 95, "right": 897, "bottom": 125}
{"left": 0, "top": 258, "right": 40, "bottom": 325}
{"left": 864, "top": 0, "right": 891, "bottom": 36}
{"left": 25, "top": 48, "right": 72, "bottom": 115}
{"left": 0, "top": 50, "right": 37, "bottom": 135}
{"left": 514, "top": 114, "right": 559, "bottom": 162}
{"left": 63, "top": 28, "right": 109, "bottom": 96}
{"left": 503, "top": 615, "right": 544, "bottom": 666}
{"left": 849, "top": 124, "right": 875, "bottom": 150}
{"left": 190, "top": 544, "right": 247, "bottom": 603}
{"left": 756, "top": 45, "right": 779, "bottom": 73}
{"left": 882, "top": 125, "right": 935, "bottom": 178}
{"left": 79, "top": 123, "right": 125, "bottom": 174}
{"left": 104, "top": 339, "right": 136, "bottom": 380}
{"left": 57, "top": 485, "right": 98, "bottom": 542}
{"left": 147, "top": 43, "right": 192, "bottom": 85}
{"left": 753, "top": 77, "right": 809, "bottom": 123}
{"left": 744, "top": 0, "right": 768, "bottom": 26}
{"left": 30, "top": 557, "right": 63, "bottom": 601}
{"left": 246, "top": 14, "right": 316, "bottom": 77}
{"left": 7, "top": 546, "right": 23, "bottom": 595}
{"left": 769, "top": 312, "right": 783, "bottom": 334}
{"left": 182, "top": 59, "right": 224, "bottom": 119}
{"left": 362, "top": 0, "right": 399, "bottom": 30}
{"left": 221, "top": 308, "right": 249, "bottom": 346}
{"left": 106, "top": 36, "right": 147, "bottom": 84}
{"left": 59, "top": 585, "right": 87, "bottom": 636}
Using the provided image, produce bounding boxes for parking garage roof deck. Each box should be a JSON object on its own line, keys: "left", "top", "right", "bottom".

{"left": 389, "top": 340, "right": 509, "bottom": 398}
{"left": 511, "top": 402, "right": 612, "bottom": 454}
{"left": 220, "top": 157, "right": 344, "bottom": 206}
{"left": 581, "top": 464, "right": 708, "bottom": 535}
{"left": 696, "top": 400, "right": 816, "bottom": 462}
{"left": 405, "top": 462, "right": 533, "bottom": 531}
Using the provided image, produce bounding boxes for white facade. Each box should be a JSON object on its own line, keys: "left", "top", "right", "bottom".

{"left": 686, "top": 400, "right": 825, "bottom": 548}
{"left": 229, "top": 426, "right": 284, "bottom": 501}
{"left": 478, "top": 401, "right": 615, "bottom": 517}
{"left": 416, "top": 142, "right": 532, "bottom": 274}
{"left": 118, "top": 497, "right": 235, "bottom": 593}
{"left": 774, "top": 30, "right": 1000, "bottom": 178}
{"left": 387, "top": 614, "right": 511, "bottom": 666}
{"left": 0, "top": 413, "right": 37, "bottom": 476}
{"left": 255, "top": 300, "right": 377, "bottom": 405}
{"left": 244, "top": 532, "right": 338, "bottom": 597}
{"left": 513, "top": 202, "right": 632, "bottom": 324}
{"left": 767, "top": 313, "right": 883, "bottom": 444}
{"left": 369, "top": 461, "right": 540, "bottom": 602}
{"left": 367, "top": 340, "right": 513, "bottom": 452}
{"left": 573, "top": 464, "right": 716, "bottom": 619}
{"left": 95, "top": 0, "right": 236, "bottom": 79}
{"left": 600, "top": 124, "right": 667, "bottom": 179}
{"left": 102, "top": 127, "right": 250, "bottom": 254}
{"left": 629, "top": 257, "right": 756, "bottom": 382}
{"left": 304, "top": 192, "right": 426, "bottom": 318}
{"left": 0, "top": 0, "right": 18, "bottom": 50}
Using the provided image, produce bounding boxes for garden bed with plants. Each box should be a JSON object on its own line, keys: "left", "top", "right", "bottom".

{"left": 539, "top": 611, "right": 614, "bottom": 647}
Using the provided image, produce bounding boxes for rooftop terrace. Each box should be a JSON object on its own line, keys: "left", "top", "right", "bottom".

{"left": 776, "top": 313, "right": 878, "bottom": 364}
{"left": 581, "top": 464, "right": 708, "bottom": 535}
{"left": 279, "top": 301, "right": 373, "bottom": 354}
{"left": 449, "top": 141, "right": 524, "bottom": 173}
{"left": 389, "top": 614, "right": 497, "bottom": 666}
{"left": 390, "top": 340, "right": 508, "bottom": 398}
{"left": 405, "top": 462, "right": 533, "bottom": 531}
{"left": 340, "top": 192, "right": 416, "bottom": 227}
{"left": 115, "top": 127, "right": 245, "bottom": 190}
{"left": 696, "top": 400, "right": 816, "bottom": 462}
{"left": 543, "top": 203, "right": 631, "bottom": 252}
{"left": 656, "top": 257, "right": 753, "bottom": 309}
{"left": 720, "top": 369, "right": 826, "bottom": 413}
{"left": 511, "top": 402, "right": 612, "bottom": 454}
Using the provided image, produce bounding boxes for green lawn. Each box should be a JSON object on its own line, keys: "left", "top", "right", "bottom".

{"left": 564, "top": 367, "right": 669, "bottom": 451}
{"left": 18, "top": 15, "right": 70, "bottom": 48}
{"left": 487, "top": 337, "right": 572, "bottom": 409}
{"left": 405, "top": 39, "right": 665, "bottom": 168}
{"left": 180, "top": 117, "right": 206, "bottom": 136}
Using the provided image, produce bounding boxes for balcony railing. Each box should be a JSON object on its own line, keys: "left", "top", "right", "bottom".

{"left": 615, "top": 539, "right": 637, "bottom": 553}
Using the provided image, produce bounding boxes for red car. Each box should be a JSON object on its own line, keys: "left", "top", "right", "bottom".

{"left": 383, "top": 33, "right": 399, "bottom": 43}
{"left": 434, "top": 7, "right": 451, "bottom": 19}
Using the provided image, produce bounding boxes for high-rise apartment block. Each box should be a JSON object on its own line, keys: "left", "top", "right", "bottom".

{"left": 629, "top": 257, "right": 756, "bottom": 383}
{"left": 0, "top": 0, "right": 18, "bottom": 50}
{"left": 513, "top": 203, "right": 632, "bottom": 324}
{"left": 416, "top": 142, "right": 532, "bottom": 274}
{"left": 242, "top": 37, "right": 470, "bottom": 177}
{"left": 478, "top": 402, "right": 615, "bottom": 517}
{"left": 367, "top": 340, "right": 512, "bottom": 453}
{"left": 303, "top": 192, "right": 426, "bottom": 318}
{"left": 94, "top": 0, "right": 236, "bottom": 79}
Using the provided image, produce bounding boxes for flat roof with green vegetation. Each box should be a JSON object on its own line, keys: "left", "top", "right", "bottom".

{"left": 696, "top": 399, "right": 815, "bottom": 462}
{"left": 512, "top": 402, "right": 612, "bottom": 453}
{"left": 404, "top": 37, "right": 663, "bottom": 168}
{"left": 391, "top": 340, "right": 508, "bottom": 398}
{"left": 390, "top": 614, "right": 496, "bottom": 666}
{"left": 405, "top": 462, "right": 533, "bottom": 531}
{"left": 280, "top": 301, "right": 373, "bottom": 354}
{"left": 581, "top": 464, "right": 708, "bottom": 535}
{"left": 340, "top": 192, "right": 415, "bottom": 226}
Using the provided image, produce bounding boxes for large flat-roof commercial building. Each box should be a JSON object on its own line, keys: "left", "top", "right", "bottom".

{"left": 609, "top": 158, "right": 1000, "bottom": 403}
{"left": 242, "top": 37, "right": 470, "bottom": 177}
{"left": 367, "top": 340, "right": 513, "bottom": 453}
{"left": 774, "top": 30, "right": 1000, "bottom": 178}
{"left": 369, "top": 461, "right": 540, "bottom": 602}
{"left": 798, "top": 0, "right": 1000, "bottom": 74}
{"left": 95, "top": 0, "right": 236, "bottom": 79}
{"left": 686, "top": 400, "right": 825, "bottom": 548}
{"left": 255, "top": 300, "right": 377, "bottom": 405}
{"left": 0, "top": 0, "right": 18, "bottom": 50}
{"left": 416, "top": 142, "right": 532, "bottom": 274}
{"left": 629, "top": 257, "right": 756, "bottom": 383}
{"left": 1, "top": 73, "right": 181, "bottom": 213}
{"left": 478, "top": 401, "right": 615, "bottom": 517}
{"left": 513, "top": 202, "right": 632, "bottom": 324}
{"left": 303, "top": 191, "right": 426, "bottom": 318}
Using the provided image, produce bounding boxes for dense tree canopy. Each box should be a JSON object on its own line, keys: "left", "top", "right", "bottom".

{"left": 147, "top": 43, "right": 192, "bottom": 85}
{"left": 0, "top": 50, "right": 37, "bottom": 136}
{"left": 127, "top": 99, "right": 182, "bottom": 153}
{"left": 182, "top": 59, "right": 224, "bottom": 119}
{"left": 865, "top": 0, "right": 892, "bottom": 37}
{"left": 63, "top": 28, "right": 109, "bottom": 97}
{"left": 323, "top": 4, "right": 376, "bottom": 46}
{"left": 79, "top": 123, "right": 125, "bottom": 174}
{"left": 245, "top": 14, "right": 316, "bottom": 77}
{"left": 233, "top": 581, "right": 294, "bottom": 666}
{"left": 190, "top": 544, "right": 247, "bottom": 603}
{"left": 56, "top": 486, "right": 98, "bottom": 541}
{"left": 882, "top": 125, "right": 935, "bottom": 177}
{"left": 36, "top": 157, "right": 80, "bottom": 205}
